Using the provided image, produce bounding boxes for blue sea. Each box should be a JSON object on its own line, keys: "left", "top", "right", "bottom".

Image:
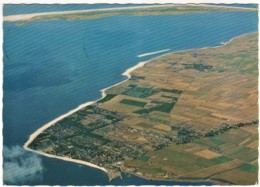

{"left": 3, "top": 5, "right": 258, "bottom": 185}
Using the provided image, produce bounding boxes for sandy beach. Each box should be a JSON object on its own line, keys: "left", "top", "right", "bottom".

{"left": 3, "top": 4, "right": 257, "bottom": 22}
{"left": 3, "top": 4, "right": 176, "bottom": 22}
{"left": 23, "top": 31, "right": 257, "bottom": 179}
{"left": 24, "top": 146, "right": 107, "bottom": 173}
{"left": 23, "top": 100, "right": 96, "bottom": 148}
{"left": 137, "top": 49, "right": 170, "bottom": 58}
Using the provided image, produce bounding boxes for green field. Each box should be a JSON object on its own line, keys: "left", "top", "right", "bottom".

{"left": 152, "top": 102, "right": 176, "bottom": 113}
{"left": 123, "top": 87, "right": 159, "bottom": 98}
{"left": 240, "top": 164, "right": 258, "bottom": 172}
{"left": 211, "top": 155, "right": 233, "bottom": 164}
{"left": 120, "top": 99, "right": 147, "bottom": 107}
{"left": 160, "top": 88, "right": 183, "bottom": 94}
{"left": 98, "top": 94, "right": 117, "bottom": 103}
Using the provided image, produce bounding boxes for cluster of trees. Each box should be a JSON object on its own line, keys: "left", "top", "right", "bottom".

{"left": 173, "top": 120, "right": 258, "bottom": 144}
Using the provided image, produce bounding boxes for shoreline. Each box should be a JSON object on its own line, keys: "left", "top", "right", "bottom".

{"left": 3, "top": 4, "right": 257, "bottom": 22}
{"left": 3, "top": 4, "right": 177, "bottom": 22}
{"left": 23, "top": 59, "right": 152, "bottom": 177}
{"left": 23, "top": 31, "right": 257, "bottom": 180}
{"left": 137, "top": 49, "right": 171, "bottom": 57}
{"left": 24, "top": 146, "right": 107, "bottom": 173}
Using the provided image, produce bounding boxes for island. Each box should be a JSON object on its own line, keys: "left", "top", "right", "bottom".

{"left": 24, "top": 29, "right": 258, "bottom": 185}
{"left": 4, "top": 4, "right": 256, "bottom": 24}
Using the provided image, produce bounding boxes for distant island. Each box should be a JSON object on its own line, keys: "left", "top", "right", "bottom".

{"left": 15, "top": 4, "right": 258, "bottom": 185}
{"left": 4, "top": 4, "right": 256, "bottom": 23}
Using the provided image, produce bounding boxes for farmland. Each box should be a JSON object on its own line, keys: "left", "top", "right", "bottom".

{"left": 123, "top": 126, "right": 258, "bottom": 185}
{"left": 27, "top": 33, "right": 258, "bottom": 184}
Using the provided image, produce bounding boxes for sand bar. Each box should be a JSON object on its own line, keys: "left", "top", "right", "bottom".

{"left": 137, "top": 49, "right": 171, "bottom": 58}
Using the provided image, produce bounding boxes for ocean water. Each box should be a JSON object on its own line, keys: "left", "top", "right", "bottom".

{"left": 3, "top": 8, "right": 258, "bottom": 185}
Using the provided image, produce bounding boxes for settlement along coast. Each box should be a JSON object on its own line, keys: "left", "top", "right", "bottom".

{"left": 25, "top": 32, "right": 258, "bottom": 185}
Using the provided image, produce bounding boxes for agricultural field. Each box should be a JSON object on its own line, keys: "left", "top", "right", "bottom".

{"left": 28, "top": 33, "right": 258, "bottom": 184}
{"left": 124, "top": 126, "right": 258, "bottom": 185}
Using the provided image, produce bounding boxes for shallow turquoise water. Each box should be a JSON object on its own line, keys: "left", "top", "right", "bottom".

{"left": 3, "top": 9, "right": 258, "bottom": 185}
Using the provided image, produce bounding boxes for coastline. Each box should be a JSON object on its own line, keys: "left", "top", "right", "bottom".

{"left": 24, "top": 146, "right": 107, "bottom": 173}
{"left": 137, "top": 49, "right": 171, "bottom": 57}
{"left": 23, "top": 59, "right": 152, "bottom": 177}
{"left": 3, "top": 4, "right": 257, "bottom": 22}
{"left": 3, "top": 4, "right": 176, "bottom": 22}
{"left": 23, "top": 31, "right": 257, "bottom": 180}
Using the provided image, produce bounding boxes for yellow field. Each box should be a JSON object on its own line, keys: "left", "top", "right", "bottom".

{"left": 194, "top": 149, "right": 221, "bottom": 159}
{"left": 154, "top": 124, "right": 172, "bottom": 132}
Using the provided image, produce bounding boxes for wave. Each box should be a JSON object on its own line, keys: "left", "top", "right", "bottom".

{"left": 137, "top": 49, "right": 170, "bottom": 58}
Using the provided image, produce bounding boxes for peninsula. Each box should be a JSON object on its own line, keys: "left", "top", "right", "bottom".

{"left": 25, "top": 31, "right": 258, "bottom": 185}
